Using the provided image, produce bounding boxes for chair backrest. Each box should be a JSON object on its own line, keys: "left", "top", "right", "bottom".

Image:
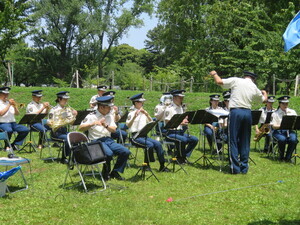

{"left": 67, "top": 132, "right": 89, "bottom": 149}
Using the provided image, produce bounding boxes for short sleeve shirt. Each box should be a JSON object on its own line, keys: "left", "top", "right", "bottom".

{"left": 0, "top": 100, "right": 15, "bottom": 123}
{"left": 222, "top": 77, "right": 265, "bottom": 109}
{"left": 80, "top": 110, "right": 116, "bottom": 140}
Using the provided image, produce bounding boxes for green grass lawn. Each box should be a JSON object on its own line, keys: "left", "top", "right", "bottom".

{"left": 0, "top": 87, "right": 300, "bottom": 224}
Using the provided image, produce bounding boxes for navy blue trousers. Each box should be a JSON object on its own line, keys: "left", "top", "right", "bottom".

{"left": 111, "top": 128, "right": 128, "bottom": 143}
{"left": 133, "top": 136, "right": 165, "bottom": 164}
{"left": 229, "top": 108, "right": 252, "bottom": 174}
{"left": 31, "top": 122, "right": 51, "bottom": 145}
{"left": 167, "top": 130, "right": 198, "bottom": 158}
{"left": 96, "top": 137, "right": 131, "bottom": 173}
{"left": 51, "top": 127, "right": 70, "bottom": 157}
{"left": 273, "top": 130, "right": 298, "bottom": 161}
{"left": 0, "top": 122, "right": 29, "bottom": 147}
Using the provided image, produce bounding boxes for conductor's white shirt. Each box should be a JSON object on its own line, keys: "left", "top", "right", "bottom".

{"left": 222, "top": 77, "right": 265, "bottom": 109}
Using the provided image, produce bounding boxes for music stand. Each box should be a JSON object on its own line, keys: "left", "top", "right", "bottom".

{"left": 132, "top": 121, "right": 160, "bottom": 182}
{"left": 251, "top": 110, "right": 262, "bottom": 126}
{"left": 218, "top": 114, "right": 229, "bottom": 172}
{"left": 19, "top": 113, "right": 47, "bottom": 153}
{"left": 190, "top": 110, "right": 218, "bottom": 167}
{"left": 279, "top": 115, "right": 297, "bottom": 130}
{"left": 278, "top": 115, "right": 300, "bottom": 164}
{"left": 264, "top": 112, "right": 273, "bottom": 124}
{"left": 72, "top": 111, "right": 91, "bottom": 126}
{"left": 118, "top": 111, "right": 129, "bottom": 123}
{"left": 163, "top": 112, "right": 193, "bottom": 174}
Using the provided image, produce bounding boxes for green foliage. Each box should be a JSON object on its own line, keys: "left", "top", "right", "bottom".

{"left": 149, "top": 0, "right": 300, "bottom": 94}
{"left": 0, "top": 0, "right": 31, "bottom": 65}
{"left": 115, "top": 62, "right": 144, "bottom": 90}
{"left": 52, "top": 77, "right": 69, "bottom": 87}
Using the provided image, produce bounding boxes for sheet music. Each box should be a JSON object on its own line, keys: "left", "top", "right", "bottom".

{"left": 206, "top": 109, "right": 229, "bottom": 118}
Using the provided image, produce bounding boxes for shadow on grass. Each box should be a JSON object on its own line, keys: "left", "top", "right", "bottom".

{"left": 248, "top": 219, "right": 300, "bottom": 225}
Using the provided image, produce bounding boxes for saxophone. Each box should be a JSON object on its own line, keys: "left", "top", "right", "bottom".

{"left": 253, "top": 124, "right": 270, "bottom": 142}
{"left": 48, "top": 106, "right": 76, "bottom": 132}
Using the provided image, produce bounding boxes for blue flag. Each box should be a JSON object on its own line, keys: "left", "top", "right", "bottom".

{"left": 283, "top": 11, "right": 300, "bottom": 52}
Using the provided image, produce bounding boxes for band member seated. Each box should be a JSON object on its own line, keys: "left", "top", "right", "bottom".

{"left": 48, "top": 91, "right": 77, "bottom": 164}
{"left": 0, "top": 87, "right": 29, "bottom": 150}
{"left": 154, "top": 92, "right": 173, "bottom": 135}
{"left": 102, "top": 91, "right": 128, "bottom": 143}
{"left": 126, "top": 93, "right": 169, "bottom": 172}
{"left": 255, "top": 96, "right": 276, "bottom": 152}
{"left": 79, "top": 96, "right": 131, "bottom": 180}
{"left": 219, "top": 91, "right": 230, "bottom": 142}
{"left": 26, "top": 90, "right": 51, "bottom": 149}
{"left": 221, "top": 90, "right": 231, "bottom": 111}
{"left": 271, "top": 96, "right": 298, "bottom": 162}
{"left": 89, "top": 85, "right": 108, "bottom": 109}
{"left": 204, "top": 94, "right": 226, "bottom": 151}
{"left": 164, "top": 90, "right": 198, "bottom": 163}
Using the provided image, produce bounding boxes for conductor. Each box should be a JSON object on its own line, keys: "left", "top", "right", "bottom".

{"left": 210, "top": 70, "right": 267, "bottom": 174}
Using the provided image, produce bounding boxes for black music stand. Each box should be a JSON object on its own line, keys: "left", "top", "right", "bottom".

{"left": 251, "top": 110, "right": 262, "bottom": 126}
{"left": 190, "top": 110, "right": 218, "bottom": 167}
{"left": 279, "top": 115, "right": 300, "bottom": 164}
{"left": 163, "top": 112, "right": 192, "bottom": 174}
{"left": 118, "top": 111, "right": 129, "bottom": 123}
{"left": 116, "top": 111, "right": 129, "bottom": 145}
{"left": 218, "top": 114, "right": 229, "bottom": 172}
{"left": 132, "top": 121, "right": 160, "bottom": 182}
{"left": 72, "top": 111, "right": 91, "bottom": 126}
{"left": 19, "top": 113, "right": 47, "bottom": 153}
{"left": 249, "top": 110, "right": 263, "bottom": 165}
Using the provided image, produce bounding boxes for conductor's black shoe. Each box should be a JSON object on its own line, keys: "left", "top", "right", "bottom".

{"left": 159, "top": 166, "right": 170, "bottom": 172}
{"left": 110, "top": 171, "right": 125, "bottom": 180}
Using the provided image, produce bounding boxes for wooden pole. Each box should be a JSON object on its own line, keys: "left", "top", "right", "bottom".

{"left": 294, "top": 75, "right": 299, "bottom": 96}
{"left": 273, "top": 74, "right": 275, "bottom": 96}
{"left": 190, "top": 76, "right": 194, "bottom": 93}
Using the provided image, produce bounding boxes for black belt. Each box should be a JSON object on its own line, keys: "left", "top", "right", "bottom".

{"left": 230, "top": 107, "right": 250, "bottom": 110}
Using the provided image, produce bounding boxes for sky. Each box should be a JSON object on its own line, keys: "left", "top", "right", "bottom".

{"left": 104, "top": 14, "right": 159, "bottom": 50}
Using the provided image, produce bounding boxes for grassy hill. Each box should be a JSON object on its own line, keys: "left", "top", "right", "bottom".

{"left": 1, "top": 87, "right": 300, "bottom": 224}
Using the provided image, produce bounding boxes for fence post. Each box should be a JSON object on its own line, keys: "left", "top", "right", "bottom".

{"left": 190, "top": 76, "right": 194, "bottom": 93}
{"left": 273, "top": 74, "right": 276, "bottom": 96}
{"left": 150, "top": 75, "right": 153, "bottom": 91}
{"left": 294, "top": 75, "right": 299, "bottom": 96}
{"left": 180, "top": 77, "right": 184, "bottom": 90}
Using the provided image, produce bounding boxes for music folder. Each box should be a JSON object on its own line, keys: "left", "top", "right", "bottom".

{"left": 73, "top": 110, "right": 92, "bottom": 126}
{"left": 118, "top": 111, "right": 129, "bottom": 123}
{"left": 189, "top": 110, "right": 219, "bottom": 125}
{"left": 19, "top": 113, "right": 47, "bottom": 125}
{"left": 279, "top": 115, "right": 297, "bottom": 130}
{"left": 133, "top": 120, "right": 159, "bottom": 139}
{"left": 163, "top": 112, "right": 190, "bottom": 130}
{"left": 264, "top": 112, "right": 273, "bottom": 124}
{"left": 251, "top": 110, "right": 262, "bottom": 126}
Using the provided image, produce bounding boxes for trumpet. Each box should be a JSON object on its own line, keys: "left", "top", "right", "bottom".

{"left": 8, "top": 99, "right": 26, "bottom": 109}
{"left": 254, "top": 124, "right": 270, "bottom": 142}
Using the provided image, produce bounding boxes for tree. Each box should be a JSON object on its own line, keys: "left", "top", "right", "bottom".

{"left": 148, "top": 0, "right": 300, "bottom": 93}
{"left": 32, "top": 0, "right": 154, "bottom": 84}
{"left": 0, "top": 0, "right": 32, "bottom": 82}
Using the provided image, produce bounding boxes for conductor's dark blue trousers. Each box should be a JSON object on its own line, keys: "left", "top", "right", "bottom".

{"left": 229, "top": 108, "right": 252, "bottom": 174}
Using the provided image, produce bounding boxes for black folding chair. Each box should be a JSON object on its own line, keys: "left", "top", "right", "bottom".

{"left": 63, "top": 132, "right": 106, "bottom": 193}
